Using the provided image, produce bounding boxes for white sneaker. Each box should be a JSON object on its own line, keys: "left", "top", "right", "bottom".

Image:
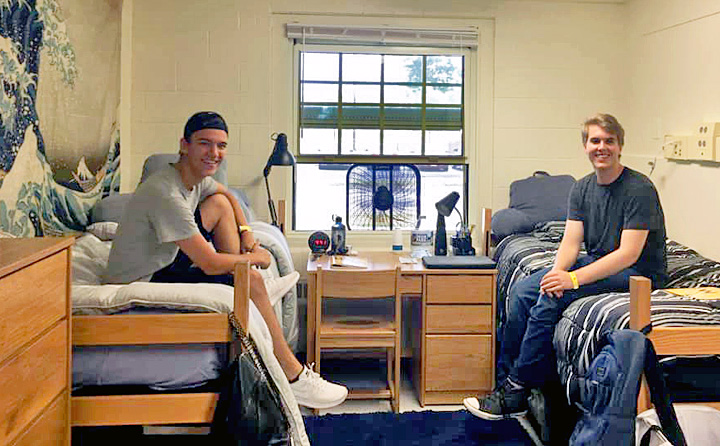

{"left": 289, "top": 364, "right": 348, "bottom": 409}
{"left": 263, "top": 271, "right": 300, "bottom": 307}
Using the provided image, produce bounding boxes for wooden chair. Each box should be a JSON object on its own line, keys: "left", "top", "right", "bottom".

{"left": 313, "top": 265, "right": 402, "bottom": 412}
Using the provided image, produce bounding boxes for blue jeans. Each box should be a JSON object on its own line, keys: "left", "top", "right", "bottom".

{"left": 496, "top": 255, "right": 641, "bottom": 388}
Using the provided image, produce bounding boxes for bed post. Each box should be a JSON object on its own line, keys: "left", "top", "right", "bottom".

{"left": 480, "top": 207, "right": 492, "bottom": 257}
{"left": 629, "top": 275, "right": 652, "bottom": 413}
{"left": 233, "top": 261, "right": 251, "bottom": 331}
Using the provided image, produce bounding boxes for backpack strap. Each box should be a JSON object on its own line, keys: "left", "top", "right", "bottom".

{"left": 642, "top": 337, "right": 687, "bottom": 446}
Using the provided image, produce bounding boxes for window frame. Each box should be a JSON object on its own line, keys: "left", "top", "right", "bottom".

{"left": 294, "top": 44, "right": 470, "bottom": 164}
{"left": 292, "top": 44, "right": 474, "bottom": 232}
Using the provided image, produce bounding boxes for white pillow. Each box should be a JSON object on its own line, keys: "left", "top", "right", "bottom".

{"left": 86, "top": 221, "right": 119, "bottom": 241}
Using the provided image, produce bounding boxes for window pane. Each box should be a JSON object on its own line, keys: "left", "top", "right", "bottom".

{"left": 417, "top": 166, "right": 465, "bottom": 231}
{"left": 302, "top": 83, "right": 338, "bottom": 103}
{"left": 384, "top": 106, "right": 422, "bottom": 129}
{"left": 426, "top": 55, "right": 462, "bottom": 84}
{"left": 295, "top": 163, "right": 349, "bottom": 230}
{"left": 427, "top": 86, "right": 462, "bottom": 104}
{"left": 384, "top": 55, "right": 422, "bottom": 83}
{"left": 341, "top": 129, "right": 380, "bottom": 155}
{"left": 301, "top": 105, "right": 338, "bottom": 127}
{"left": 302, "top": 53, "right": 339, "bottom": 81}
{"left": 384, "top": 130, "right": 421, "bottom": 155}
{"left": 342, "top": 84, "right": 380, "bottom": 103}
{"left": 385, "top": 85, "right": 421, "bottom": 104}
{"left": 341, "top": 105, "right": 380, "bottom": 128}
{"left": 425, "top": 130, "right": 462, "bottom": 156}
{"left": 342, "top": 54, "right": 381, "bottom": 82}
{"left": 299, "top": 128, "right": 338, "bottom": 155}
{"left": 425, "top": 106, "right": 462, "bottom": 129}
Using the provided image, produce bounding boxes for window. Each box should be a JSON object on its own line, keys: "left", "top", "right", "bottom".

{"left": 291, "top": 31, "right": 475, "bottom": 232}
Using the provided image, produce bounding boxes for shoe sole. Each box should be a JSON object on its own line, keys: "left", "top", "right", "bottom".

{"left": 463, "top": 398, "right": 527, "bottom": 421}
{"left": 295, "top": 393, "right": 348, "bottom": 410}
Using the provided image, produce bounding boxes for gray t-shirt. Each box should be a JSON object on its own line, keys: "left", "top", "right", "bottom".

{"left": 103, "top": 164, "right": 218, "bottom": 284}
{"left": 568, "top": 167, "right": 667, "bottom": 287}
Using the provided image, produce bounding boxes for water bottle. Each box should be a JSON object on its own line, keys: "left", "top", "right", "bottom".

{"left": 331, "top": 215, "right": 347, "bottom": 254}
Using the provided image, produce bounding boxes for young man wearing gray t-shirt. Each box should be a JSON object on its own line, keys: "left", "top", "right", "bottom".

{"left": 105, "top": 111, "right": 347, "bottom": 410}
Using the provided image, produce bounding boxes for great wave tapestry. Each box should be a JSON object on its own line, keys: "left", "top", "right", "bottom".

{"left": 0, "top": 0, "right": 120, "bottom": 237}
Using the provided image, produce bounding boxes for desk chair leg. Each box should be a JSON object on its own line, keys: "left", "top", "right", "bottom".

{"left": 391, "top": 291, "right": 402, "bottom": 413}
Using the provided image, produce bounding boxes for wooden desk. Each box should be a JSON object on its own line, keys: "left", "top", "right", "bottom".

{"left": 306, "top": 252, "right": 497, "bottom": 406}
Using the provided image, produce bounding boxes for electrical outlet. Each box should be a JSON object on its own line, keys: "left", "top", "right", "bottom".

{"left": 663, "top": 135, "right": 688, "bottom": 160}
{"left": 689, "top": 122, "right": 720, "bottom": 161}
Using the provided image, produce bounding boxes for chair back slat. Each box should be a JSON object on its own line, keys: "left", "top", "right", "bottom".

{"left": 319, "top": 268, "right": 397, "bottom": 299}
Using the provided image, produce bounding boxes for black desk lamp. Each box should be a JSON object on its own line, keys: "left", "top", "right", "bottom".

{"left": 263, "top": 133, "right": 295, "bottom": 227}
{"left": 434, "top": 191, "right": 461, "bottom": 255}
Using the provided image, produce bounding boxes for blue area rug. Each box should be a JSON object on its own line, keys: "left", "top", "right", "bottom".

{"left": 304, "top": 410, "right": 534, "bottom": 445}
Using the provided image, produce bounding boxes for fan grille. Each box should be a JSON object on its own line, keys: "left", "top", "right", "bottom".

{"left": 346, "top": 164, "right": 420, "bottom": 230}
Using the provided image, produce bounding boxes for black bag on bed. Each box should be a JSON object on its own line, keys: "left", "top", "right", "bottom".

{"left": 211, "top": 313, "right": 290, "bottom": 446}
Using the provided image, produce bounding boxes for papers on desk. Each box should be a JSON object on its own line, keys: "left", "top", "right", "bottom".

{"left": 331, "top": 255, "right": 369, "bottom": 268}
{"left": 398, "top": 256, "right": 419, "bottom": 264}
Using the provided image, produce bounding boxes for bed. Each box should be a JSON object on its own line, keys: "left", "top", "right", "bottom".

{"left": 69, "top": 223, "right": 309, "bottom": 444}
{"left": 490, "top": 217, "right": 720, "bottom": 421}
{"left": 486, "top": 169, "right": 720, "bottom": 443}
{"left": 68, "top": 150, "right": 307, "bottom": 441}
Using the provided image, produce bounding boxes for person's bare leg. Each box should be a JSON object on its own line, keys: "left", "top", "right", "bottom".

{"left": 200, "top": 195, "right": 303, "bottom": 379}
{"left": 199, "top": 194, "right": 240, "bottom": 254}
{"left": 248, "top": 269, "right": 304, "bottom": 379}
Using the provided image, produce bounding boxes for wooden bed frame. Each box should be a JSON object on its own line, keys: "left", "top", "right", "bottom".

{"left": 629, "top": 276, "right": 720, "bottom": 413}
{"left": 70, "top": 262, "right": 251, "bottom": 427}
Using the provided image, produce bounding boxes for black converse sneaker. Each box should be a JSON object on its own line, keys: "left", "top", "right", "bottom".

{"left": 463, "top": 379, "right": 529, "bottom": 420}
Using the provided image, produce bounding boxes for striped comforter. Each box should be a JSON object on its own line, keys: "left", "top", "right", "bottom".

{"left": 493, "top": 223, "right": 720, "bottom": 395}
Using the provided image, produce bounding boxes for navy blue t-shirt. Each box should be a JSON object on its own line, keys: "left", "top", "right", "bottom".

{"left": 568, "top": 167, "right": 667, "bottom": 287}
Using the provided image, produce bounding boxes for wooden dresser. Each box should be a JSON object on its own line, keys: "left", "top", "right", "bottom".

{"left": 0, "top": 237, "right": 74, "bottom": 446}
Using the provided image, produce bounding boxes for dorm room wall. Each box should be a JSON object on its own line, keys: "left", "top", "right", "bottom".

{"left": 620, "top": 0, "right": 720, "bottom": 261}
{"left": 127, "top": 0, "right": 626, "bottom": 265}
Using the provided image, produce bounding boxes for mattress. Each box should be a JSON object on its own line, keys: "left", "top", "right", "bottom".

{"left": 493, "top": 223, "right": 720, "bottom": 402}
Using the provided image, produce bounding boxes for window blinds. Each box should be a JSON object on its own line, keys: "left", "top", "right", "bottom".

{"left": 286, "top": 23, "right": 478, "bottom": 48}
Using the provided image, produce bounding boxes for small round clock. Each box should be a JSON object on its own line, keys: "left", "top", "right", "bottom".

{"left": 308, "top": 231, "right": 331, "bottom": 254}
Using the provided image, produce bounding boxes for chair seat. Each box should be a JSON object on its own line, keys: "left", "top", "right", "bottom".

{"left": 319, "top": 314, "right": 396, "bottom": 348}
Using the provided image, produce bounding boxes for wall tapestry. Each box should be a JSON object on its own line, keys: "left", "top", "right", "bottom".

{"left": 0, "top": 0, "right": 121, "bottom": 237}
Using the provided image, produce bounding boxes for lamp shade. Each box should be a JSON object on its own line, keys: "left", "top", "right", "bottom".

{"left": 264, "top": 133, "right": 295, "bottom": 176}
{"left": 435, "top": 191, "right": 460, "bottom": 217}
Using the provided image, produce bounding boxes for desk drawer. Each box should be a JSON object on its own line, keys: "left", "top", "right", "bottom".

{"left": 0, "top": 321, "right": 67, "bottom": 445}
{"left": 399, "top": 275, "right": 422, "bottom": 294}
{"left": 0, "top": 251, "right": 67, "bottom": 364}
{"left": 425, "top": 334, "right": 492, "bottom": 392}
{"left": 426, "top": 305, "right": 491, "bottom": 334}
{"left": 426, "top": 275, "right": 493, "bottom": 304}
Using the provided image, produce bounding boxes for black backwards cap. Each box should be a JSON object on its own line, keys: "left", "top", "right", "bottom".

{"left": 183, "top": 111, "right": 228, "bottom": 141}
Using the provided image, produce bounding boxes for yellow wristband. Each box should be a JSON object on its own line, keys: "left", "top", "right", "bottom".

{"left": 239, "top": 225, "right": 252, "bottom": 234}
{"left": 568, "top": 271, "right": 579, "bottom": 289}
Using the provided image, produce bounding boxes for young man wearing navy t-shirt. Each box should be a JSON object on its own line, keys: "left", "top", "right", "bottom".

{"left": 464, "top": 113, "right": 667, "bottom": 420}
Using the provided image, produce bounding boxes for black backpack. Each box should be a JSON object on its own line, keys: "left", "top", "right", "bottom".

{"left": 568, "top": 329, "right": 686, "bottom": 446}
